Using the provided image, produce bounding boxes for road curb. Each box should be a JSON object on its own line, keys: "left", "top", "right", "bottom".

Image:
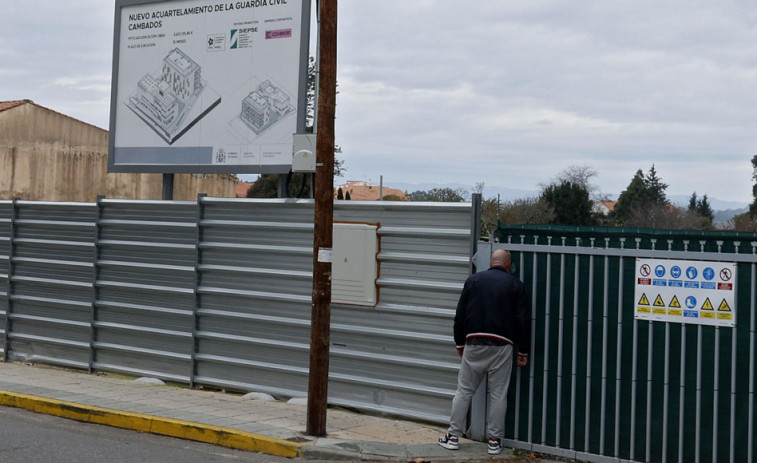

{"left": 0, "top": 389, "right": 304, "bottom": 458}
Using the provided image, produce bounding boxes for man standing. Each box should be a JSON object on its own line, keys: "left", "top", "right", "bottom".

{"left": 438, "top": 249, "right": 531, "bottom": 455}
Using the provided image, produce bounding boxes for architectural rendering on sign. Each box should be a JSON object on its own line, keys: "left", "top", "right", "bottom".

{"left": 240, "top": 80, "right": 294, "bottom": 135}
{"left": 126, "top": 48, "right": 221, "bottom": 145}
{"left": 110, "top": 0, "right": 309, "bottom": 173}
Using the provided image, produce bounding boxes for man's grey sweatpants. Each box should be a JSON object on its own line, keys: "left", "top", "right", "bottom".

{"left": 447, "top": 344, "right": 514, "bottom": 440}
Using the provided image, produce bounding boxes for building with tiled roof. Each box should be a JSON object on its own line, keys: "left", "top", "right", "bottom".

{"left": 335, "top": 180, "right": 408, "bottom": 201}
{"left": 593, "top": 199, "right": 618, "bottom": 215}
{"left": 236, "top": 181, "right": 253, "bottom": 197}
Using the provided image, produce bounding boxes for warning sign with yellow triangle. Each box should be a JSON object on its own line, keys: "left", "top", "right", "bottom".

{"left": 701, "top": 298, "right": 714, "bottom": 311}
{"left": 718, "top": 299, "right": 732, "bottom": 312}
{"left": 669, "top": 295, "right": 681, "bottom": 308}
{"left": 653, "top": 295, "right": 665, "bottom": 307}
{"left": 638, "top": 293, "right": 650, "bottom": 305}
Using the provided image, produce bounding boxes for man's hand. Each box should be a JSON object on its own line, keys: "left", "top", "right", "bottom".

{"left": 517, "top": 353, "right": 528, "bottom": 367}
{"left": 456, "top": 346, "right": 464, "bottom": 358}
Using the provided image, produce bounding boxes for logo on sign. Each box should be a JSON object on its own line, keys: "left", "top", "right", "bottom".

{"left": 720, "top": 268, "right": 733, "bottom": 281}
{"left": 685, "top": 296, "right": 697, "bottom": 309}
{"left": 266, "top": 29, "right": 292, "bottom": 39}
{"left": 655, "top": 265, "right": 666, "bottom": 277}
{"left": 671, "top": 266, "right": 682, "bottom": 278}
{"left": 686, "top": 267, "right": 698, "bottom": 280}
{"left": 703, "top": 267, "right": 715, "bottom": 281}
{"left": 640, "top": 264, "right": 651, "bottom": 277}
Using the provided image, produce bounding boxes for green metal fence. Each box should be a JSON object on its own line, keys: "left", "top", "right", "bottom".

{"left": 478, "top": 225, "right": 757, "bottom": 463}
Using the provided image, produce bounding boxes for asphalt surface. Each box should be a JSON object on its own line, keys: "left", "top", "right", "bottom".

{"left": 0, "top": 406, "right": 294, "bottom": 463}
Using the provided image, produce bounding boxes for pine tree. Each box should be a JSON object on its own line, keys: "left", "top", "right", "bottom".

{"left": 337, "top": 187, "right": 344, "bottom": 200}
{"left": 541, "top": 181, "right": 595, "bottom": 226}
{"left": 688, "top": 192, "right": 698, "bottom": 212}
{"left": 614, "top": 165, "right": 669, "bottom": 225}
{"left": 697, "top": 194, "right": 714, "bottom": 222}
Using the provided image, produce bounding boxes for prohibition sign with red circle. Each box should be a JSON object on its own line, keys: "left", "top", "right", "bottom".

{"left": 720, "top": 268, "right": 732, "bottom": 281}
{"left": 640, "top": 264, "right": 651, "bottom": 277}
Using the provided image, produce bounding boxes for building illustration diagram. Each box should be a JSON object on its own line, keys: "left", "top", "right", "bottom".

{"left": 126, "top": 48, "right": 221, "bottom": 145}
{"left": 239, "top": 80, "right": 295, "bottom": 135}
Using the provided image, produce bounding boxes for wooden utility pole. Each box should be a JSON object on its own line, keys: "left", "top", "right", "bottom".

{"left": 306, "top": 0, "right": 337, "bottom": 437}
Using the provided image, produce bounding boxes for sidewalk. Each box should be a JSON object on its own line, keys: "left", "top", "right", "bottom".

{"left": 0, "top": 362, "right": 551, "bottom": 462}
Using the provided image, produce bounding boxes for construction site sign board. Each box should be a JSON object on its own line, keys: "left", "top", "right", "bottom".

{"left": 635, "top": 258, "right": 736, "bottom": 327}
{"left": 108, "top": 0, "right": 311, "bottom": 174}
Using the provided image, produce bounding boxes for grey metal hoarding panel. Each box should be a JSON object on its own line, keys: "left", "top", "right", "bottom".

{"left": 194, "top": 198, "right": 314, "bottom": 394}
{"left": 93, "top": 200, "right": 196, "bottom": 381}
{"left": 0, "top": 201, "right": 11, "bottom": 353}
{"left": 327, "top": 201, "right": 472, "bottom": 420}
{"left": 6, "top": 202, "right": 96, "bottom": 367}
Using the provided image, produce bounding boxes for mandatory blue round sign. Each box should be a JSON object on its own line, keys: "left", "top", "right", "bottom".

{"left": 686, "top": 266, "right": 698, "bottom": 280}
{"left": 671, "top": 266, "right": 681, "bottom": 278}
{"left": 655, "top": 265, "right": 666, "bottom": 277}
{"left": 686, "top": 296, "right": 697, "bottom": 309}
{"left": 703, "top": 267, "right": 715, "bottom": 281}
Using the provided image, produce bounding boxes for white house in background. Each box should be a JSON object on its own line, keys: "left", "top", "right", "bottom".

{"left": 593, "top": 200, "right": 617, "bottom": 216}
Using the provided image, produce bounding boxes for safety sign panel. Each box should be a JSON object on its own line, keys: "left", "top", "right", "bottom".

{"left": 635, "top": 258, "right": 736, "bottom": 327}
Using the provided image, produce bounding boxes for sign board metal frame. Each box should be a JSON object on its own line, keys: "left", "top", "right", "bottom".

{"left": 108, "top": 0, "right": 311, "bottom": 174}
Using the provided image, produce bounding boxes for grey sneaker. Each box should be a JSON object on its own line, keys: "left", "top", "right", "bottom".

{"left": 487, "top": 438, "right": 502, "bottom": 455}
{"left": 438, "top": 433, "right": 459, "bottom": 450}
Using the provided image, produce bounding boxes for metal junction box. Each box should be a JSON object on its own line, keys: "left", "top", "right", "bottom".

{"left": 292, "top": 133, "right": 316, "bottom": 172}
{"left": 332, "top": 222, "right": 378, "bottom": 306}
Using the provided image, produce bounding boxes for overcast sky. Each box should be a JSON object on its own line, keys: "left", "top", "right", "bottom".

{"left": 2, "top": 1, "right": 756, "bottom": 205}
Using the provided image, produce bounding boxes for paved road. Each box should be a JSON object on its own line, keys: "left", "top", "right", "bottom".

{"left": 0, "top": 406, "right": 295, "bottom": 463}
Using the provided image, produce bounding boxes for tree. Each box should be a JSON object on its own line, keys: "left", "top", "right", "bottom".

{"left": 548, "top": 165, "right": 601, "bottom": 199}
{"left": 336, "top": 187, "right": 344, "bottom": 200}
{"left": 428, "top": 187, "right": 468, "bottom": 202}
{"left": 688, "top": 192, "right": 714, "bottom": 223}
{"left": 644, "top": 164, "right": 668, "bottom": 204}
{"left": 406, "top": 187, "right": 468, "bottom": 202}
{"left": 614, "top": 165, "right": 669, "bottom": 225}
{"left": 623, "top": 203, "right": 713, "bottom": 229}
{"left": 406, "top": 190, "right": 430, "bottom": 201}
{"left": 688, "top": 192, "right": 698, "bottom": 212}
{"left": 750, "top": 155, "right": 757, "bottom": 217}
{"left": 472, "top": 182, "right": 485, "bottom": 196}
{"left": 730, "top": 212, "right": 757, "bottom": 232}
{"left": 697, "top": 195, "right": 713, "bottom": 221}
{"left": 499, "top": 197, "right": 554, "bottom": 225}
{"left": 345, "top": 190, "right": 351, "bottom": 200}
{"left": 541, "top": 181, "right": 595, "bottom": 226}
{"left": 246, "top": 175, "right": 278, "bottom": 198}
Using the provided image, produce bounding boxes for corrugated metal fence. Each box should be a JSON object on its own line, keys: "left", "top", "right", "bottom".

{"left": 487, "top": 225, "right": 757, "bottom": 463}
{"left": 0, "top": 197, "right": 474, "bottom": 423}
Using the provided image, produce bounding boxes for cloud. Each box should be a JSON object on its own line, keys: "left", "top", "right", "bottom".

{"left": 52, "top": 75, "right": 112, "bottom": 94}
{"left": 2, "top": 0, "right": 756, "bottom": 203}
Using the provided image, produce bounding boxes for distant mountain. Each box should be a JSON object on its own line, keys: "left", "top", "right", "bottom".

{"left": 713, "top": 207, "right": 748, "bottom": 224}
{"left": 667, "top": 194, "right": 748, "bottom": 212}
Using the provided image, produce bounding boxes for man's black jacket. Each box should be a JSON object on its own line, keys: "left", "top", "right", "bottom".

{"left": 453, "top": 266, "right": 531, "bottom": 355}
